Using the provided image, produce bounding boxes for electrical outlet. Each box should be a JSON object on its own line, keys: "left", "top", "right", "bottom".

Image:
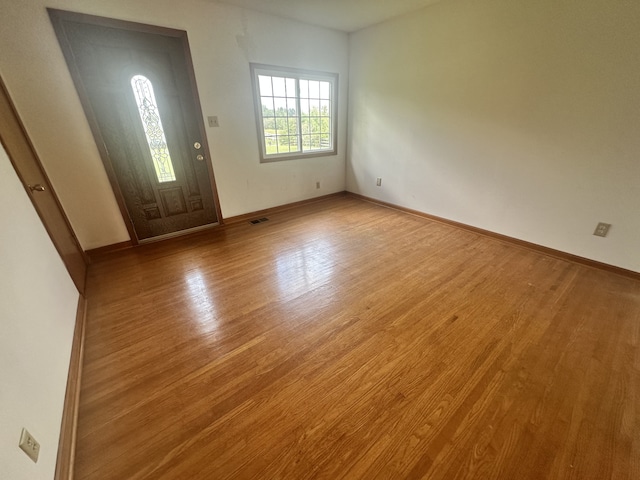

{"left": 19, "top": 428, "right": 40, "bottom": 463}
{"left": 207, "top": 116, "right": 219, "bottom": 128}
{"left": 593, "top": 222, "right": 611, "bottom": 237}
{"left": 316, "top": 181, "right": 320, "bottom": 189}
{"left": 376, "top": 177, "right": 382, "bottom": 186}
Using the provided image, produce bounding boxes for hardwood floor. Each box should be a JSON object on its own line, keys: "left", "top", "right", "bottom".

{"left": 75, "top": 195, "right": 640, "bottom": 479}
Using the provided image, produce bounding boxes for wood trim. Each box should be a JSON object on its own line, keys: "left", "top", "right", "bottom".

{"left": 86, "top": 192, "right": 348, "bottom": 258}
{"left": 47, "top": 9, "right": 195, "bottom": 37}
{"left": 86, "top": 240, "right": 134, "bottom": 261}
{"left": 223, "top": 192, "right": 348, "bottom": 226}
{"left": 348, "top": 192, "right": 640, "bottom": 281}
{"left": 0, "top": 74, "right": 88, "bottom": 294}
{"left": 54, "top": 296, "right": 88, "bottom": 480}
{"left": 85, "top": 191, "right": 638, "bottom": 281}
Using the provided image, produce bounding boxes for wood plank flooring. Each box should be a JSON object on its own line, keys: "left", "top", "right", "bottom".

{"left": 75, "top": 195, "right": 640, "bottom": 479}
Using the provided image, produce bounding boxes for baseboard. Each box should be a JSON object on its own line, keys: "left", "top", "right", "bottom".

{"left": 54, "top": 295, "right": 87, "bottom": 480}
{"left": 348, "top": 192, "right": 640, "bottom": 281}
{"left": 85, "top": 240, "right": 133, "bottom": 261}
{"left": 83, "top": 191, "right": 637, "bottom": 280}
{"left": 86, "top": 193, "right": 349, "bottom": 259}
{"left": 223, "top": 191, "right": 348, "bottom": 226}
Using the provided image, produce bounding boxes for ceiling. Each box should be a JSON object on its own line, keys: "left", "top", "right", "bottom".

{"left": 214, "top": 0, "right": 445, "bottom": 33}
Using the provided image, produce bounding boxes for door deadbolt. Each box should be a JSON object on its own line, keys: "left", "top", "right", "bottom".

{"left": 193, "top": 142, "right": 202, "bottom": 149}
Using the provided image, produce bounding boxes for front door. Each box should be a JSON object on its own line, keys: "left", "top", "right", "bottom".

{"left": 49, "top": 10, "right": 221, "bottom": 242}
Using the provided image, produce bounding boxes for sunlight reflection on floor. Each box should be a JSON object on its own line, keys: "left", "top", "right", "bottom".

{"left": 185, "top": 268, "right": 218, "bottom": 334}
{"left": 275, "top": 238, "right": 336, "bottom": 299}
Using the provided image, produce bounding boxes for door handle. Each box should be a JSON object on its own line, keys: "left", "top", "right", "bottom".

{"left": 28, "top": 184, "right": 46, "bottom": 192}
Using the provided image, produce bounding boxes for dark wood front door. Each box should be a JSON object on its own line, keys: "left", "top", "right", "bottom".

{"left": 49, "top": 10, "right": 221, "bottom": 243}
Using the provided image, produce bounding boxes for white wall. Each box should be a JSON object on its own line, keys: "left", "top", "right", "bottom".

{"left": 348, "top": 0, "right": 640, "bottom": 272}
{"left": 0, "top": 0, "right": 349, "bottom": 250}
{"left": 0, "top": 143, "right": 79, "bottom": 479}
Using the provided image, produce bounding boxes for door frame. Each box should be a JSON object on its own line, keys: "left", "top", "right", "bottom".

{"left": 48, "top": 9, "right": 223, "bottom": 245}
{"left": 0, "top": 75, "right": 88, "bottom": 293}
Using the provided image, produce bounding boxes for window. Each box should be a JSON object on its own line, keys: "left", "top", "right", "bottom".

{"left": 250, "top": 64, "right": 338, "bottom": 162}
{"left": 131, "top": 74, "right": 177, "bottom": 183}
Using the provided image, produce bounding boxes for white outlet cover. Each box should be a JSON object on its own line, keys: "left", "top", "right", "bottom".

{"left": 593, "top": 222, "right": 611, "bottom": 237}
{"left": 18, "top": 428, "right": 40, "bottom": 463}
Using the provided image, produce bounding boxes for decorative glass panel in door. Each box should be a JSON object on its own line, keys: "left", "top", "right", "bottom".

{"left": 131, "top": 74, "right": 177, "bottom": 183}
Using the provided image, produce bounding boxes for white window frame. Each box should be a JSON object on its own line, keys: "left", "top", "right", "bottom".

{"left": 250, "top": 63, "right": 338, "bottom": 163}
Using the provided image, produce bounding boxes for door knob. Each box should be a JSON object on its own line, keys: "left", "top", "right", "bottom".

{"left": 196, "top": 154, "right": 204, "bottom": 161}
{"left": 28, "top": 184, "right": 46, "bottom": 192}
{"left": 193, "top": 142, "right": 202, "bottom": 149}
